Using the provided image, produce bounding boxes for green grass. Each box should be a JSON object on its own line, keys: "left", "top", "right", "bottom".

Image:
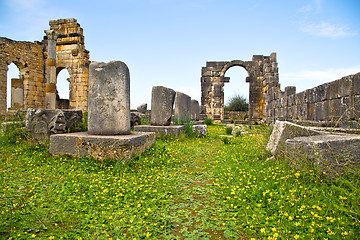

{"left": 0, "top": 124, "right": 359, "bottom": 239}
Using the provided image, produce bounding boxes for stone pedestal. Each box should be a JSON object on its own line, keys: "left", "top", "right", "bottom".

{"left": 134, "top": 125, "right": 185, "bottom": 137}
{"left": 49, "top": 131, "right": 155, "bottom": 161}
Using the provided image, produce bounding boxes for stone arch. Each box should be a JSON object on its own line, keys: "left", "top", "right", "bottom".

{"left": 48, "top": 18, "right": 90, "bottom": 111}
{"left": 0, "top": 37, "right": 46, "bottom": 114}
{"left": 56, "top": 67, "right": 71, "bottom": 109}
{"left": 200, "top": 53, "right": 279, "bottom": 121}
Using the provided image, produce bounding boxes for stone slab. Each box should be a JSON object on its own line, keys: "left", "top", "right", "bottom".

{"left": 285, "top": 134, "right": 360, "bottom": 178}
{"left": 192, "top": 124, "right": 207, "bottom": 136}
{"left": 266, "top": 121, "right": 323, "bottom": 156}
{"left": 49, "top": 131, "right": 155, "bottom": 161}
{"left": 134, "top": 125, "right": 185, "bottom": 137}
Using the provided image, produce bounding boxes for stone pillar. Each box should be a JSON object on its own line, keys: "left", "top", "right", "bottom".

{"left": 44, "top": 30, "right": 58, "bottom": 109}
{"left": 174, "top": 91, "right": 191, "bottom": 123}
{"left": 191, "top": 99, "right": 200, "bottom": 121}
{"left": 150, "top": 86, "right": 176, "bottom": 126}
{"left": 88, "top": 61, "right": 130, "bottom": 135}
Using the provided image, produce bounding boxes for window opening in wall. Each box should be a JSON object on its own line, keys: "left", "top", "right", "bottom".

{"left": 56, "top": 68, "right": 70, "bottom": 109}
{"left": 223, "top": 66, "right": 249, "bottom": 120}
{"left": 7, "top": 63, "right": 21, "bottom": 111}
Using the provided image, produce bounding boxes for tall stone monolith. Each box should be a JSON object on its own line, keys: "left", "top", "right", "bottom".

{"left": 88, "top": 61, "right": 130, "bottom": 135}
{"left": 191, "top": 99, "right": 200, "bottom": 121}
{"left": 150, "top": 86, "right": 176, "bottom": 126}
{"left": 174, "top": 92, "right": 191, "bottom": 123}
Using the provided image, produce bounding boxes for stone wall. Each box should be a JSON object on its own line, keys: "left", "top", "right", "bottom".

{"left": 49, "top": 18, "right": 90, "bottom": 111}
{"left": 0, "top": 18, "right": 89, "bottom": 114}
{"left": 268, "top": 73, "right": 360, "bottom": 128}
{"left": 0, "top": 37, "right": 45, "bottom": 114}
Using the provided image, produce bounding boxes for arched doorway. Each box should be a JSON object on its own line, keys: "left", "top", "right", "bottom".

{"left": 223, "top": 66, "right": 249, "bottom": 120}
{"left": 7, "top": 62, "right": 23, "bottom": 112}
{"left": 56, "top": 68, "right": 71, "bottom": 109}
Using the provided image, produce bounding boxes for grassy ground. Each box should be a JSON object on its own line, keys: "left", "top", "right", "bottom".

{"left": 0, "top": 123, "right": 359, "bottom": 239}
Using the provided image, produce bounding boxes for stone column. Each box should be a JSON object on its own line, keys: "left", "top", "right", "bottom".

{"left": 44, "top": 30, "right": 58, "bottom": 109}
{"left": 174, "top": 91, "right": 191, "bottom": 123}
{"left": 88, "top": 61, "right": 130, "bottom": 135}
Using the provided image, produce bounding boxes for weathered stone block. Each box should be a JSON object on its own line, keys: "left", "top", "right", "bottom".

{"left": 88, "top": 61, "right": 130, "bottom": 135}
{"left": 266, "top": 121, "right": 322, "bottom": 156}
{"left": 322, "top": 100, "right": 330, "bottom": 121}
{"left": 329, "top": 80, "right": 340, "bottom": 99}
{"left": 339, "top": 77, "right": 352, "bottom": 97}
{"left": 352, "top": 73, "right": 360, "bottom": 95}
{"left": 315, "top": 102, "right": 323, "bottom": 121}
{"left": 137, "top": 103, "right": 147, "bottom": 114}
{"left": 134, "top": 125, "right": 185, "bottom": 137}
{"left": 314, "top": 84, "right": 326, "bottom": 102}
{"left": 354, "top": 96, "right": 360, "bottom": 120}
{"left": 150, "top": 86, "right": 176, "bottom": 126}
{"left": 191, "top": 99, "right": 200, "bottom": 121}
{"left": 285, "top": 134, "right": 360, "bottom": 178}
{"left": 49, "top": 131, "right": 155, "bottom": 161}
{"left": 174, "top": 92, "right": 191, "bottom": 123}
{"left": 192, "top": 124, "right": 207, "bottom": 136}
{"left": 285, "top": 86, "right": 296, "bottom": 96}
{"left": 25, "top": 108, "right": 82, "bottom": 142}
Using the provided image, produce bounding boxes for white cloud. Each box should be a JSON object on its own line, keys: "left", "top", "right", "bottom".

{"left": 300, "top": 21, "right": 357, "bottom": 38}
{"left": 281, "top": 66, "right": 360, "bottom": 91}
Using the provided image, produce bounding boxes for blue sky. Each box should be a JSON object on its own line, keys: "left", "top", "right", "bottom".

{"left": 1, "top": 0, "right": 360, "bottom": 109}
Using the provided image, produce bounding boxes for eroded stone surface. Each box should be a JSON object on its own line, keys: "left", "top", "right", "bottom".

{"left": 150, "top": 86, "right": 176, "bottom": 126}
{"left": 134, "top": 125, "right": 185, "bottom": 137}
{"left": 174, "top": 92, "right": 191, "bottom": 123}
{"left": 285, "top": 134, "right": 360, "bottom": 178}
{"left": 88, "top": 61, "right": 130, "bottom": 135}
{"left": 137, "top": 103, "right": 147, "bottom": 114}
{"left": 49, "top": 131, "right": 155, "bottom": 161}
{"left": 25, "top": 108, "right": 82, "bottom": 142}
{"left": 192, "top": 124, "right": 207, "bottom": 136}
{"left": 191, "top": 99, "right": 200, "bottom": 121}
{"left": 266, "top": 121, "right": 322, "bottom": 156}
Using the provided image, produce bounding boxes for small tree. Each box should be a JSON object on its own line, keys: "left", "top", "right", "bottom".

{"left": 225, "top": 94, "right": 249, "bottom": 111}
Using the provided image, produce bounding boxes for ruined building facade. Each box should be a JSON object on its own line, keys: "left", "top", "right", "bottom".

{"left": 0, "top": 18, "right": 89, "bottom": 114}
{"left": 201, "top": 53, "right": 279, "bottom": 122}
{"left": 201, "top": 53, "right": 360, "bottom": 128}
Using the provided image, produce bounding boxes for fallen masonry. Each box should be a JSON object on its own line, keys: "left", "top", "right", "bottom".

{"left": 267, "top": 120, "right": 360, "bottom": 178}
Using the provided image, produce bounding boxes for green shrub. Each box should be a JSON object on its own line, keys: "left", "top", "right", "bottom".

{"left": 204, "top": 118, "right": 213, "bottom": 125}
{"left": 225, "top": 127, "right": 233, "bottom": 135}
{"left": 225, "top": 94, "right": 249, "bottom": 111}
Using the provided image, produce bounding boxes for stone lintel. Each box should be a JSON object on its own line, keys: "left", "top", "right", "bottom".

{"left": 49, "top": 131, "right": 155, "bottom": 160}
{"left": 134, "top": 125, "right": 185, "bottom": 137}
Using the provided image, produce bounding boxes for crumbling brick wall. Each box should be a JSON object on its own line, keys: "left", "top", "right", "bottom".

{"left": 0, "top": 18, "right": 90, "bottom": 114}
{"left": 268, "top": 73, "right": 360, "bottom": 128}
{"left": 0, "top": 37, "right": 45, "bottom": 114}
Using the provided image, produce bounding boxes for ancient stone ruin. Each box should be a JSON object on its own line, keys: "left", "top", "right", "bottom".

{"left": 200, "top": 53, "right": 279, "bottom": 121}
{"left": 0, "top": 18, "right": 89, "bottom": 114}
{"left": 201, "top": 53, "right": 360, "bottom": 128}
{"left": 134, "top": 86, "right": 186, "bottom": 137}
{"left": 50, "top": 61, "right": 155, "bottom": 160}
